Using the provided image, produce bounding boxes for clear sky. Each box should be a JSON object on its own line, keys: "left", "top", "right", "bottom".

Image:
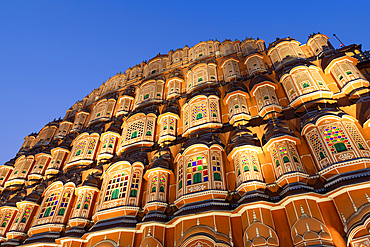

{"left": 1, "top": 0, "right": 370, "bottom": 163}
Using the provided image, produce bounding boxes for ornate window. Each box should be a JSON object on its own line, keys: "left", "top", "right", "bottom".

{"left": 151, "top": 176, "right": 158, "bottom": 192}
{"left": 307, "top": 130, "right": 328, "bottom": 161}
{"left": 71, "top": 112, "right": 89, "bottom": 132}
{"left": 130, "top": 171, "right": 140, "bottom": 197}
{"left": 329, "top": 59, "right": 367, "bottom": 89}
{"left": 322, "top": 125, "right": 352, "bottom": 153}
{"left": 166, "top": 78, "right": 182, "bottom": 99}
{"left": 186, "top": 155, "right": 208, "bottom": 185}
{"left": 116, "top": 96, "right": 133, "bottom": 116}
{"left": 134, "top": 80, "right": 164, "bottom": 107}
{"left": 221, "top": 59, "right": 240, "bottom": 82}
{"left": 178, "top": 159, "right": 184, "bottom": 192}
{"left": 240, "top": 40, "right": 257, "bottom": 55}
{"left": 104, "top": 172, "right": 129, "bottom": 201}
{"left": 344, "top": 122, "right": 368, "bottom": 151}
{"left": 220, "top": 42, "right": 235, "bottom": 56}
{"left": 8, "top": 156, "right": 34, "bottom": 181}
{"left": 119, "top": 114, "right": 156, "bottom": 151}
{"left": 182, "top": 95, "right": 221, "bottom": 135}
{"left": 245, "top": 55, "right": 266, "bottom": 76}
{"left": 84, "top": 193, "right": 92, "bottom": 209}
{"left": 90, "top": 99, "right": 116, "bottom": 123}
{"left": 186, "top": 63, "right": 217, "bottom": 92}
{"left": 33, "top": 126, "right": 57, "bottom": 147}
{"left": 55, "top": 121, "right": 72, "bottom": 139}
{"left": 267, "top": 139, "right": 305, "bottom": 179}
{"left": 159, "top": 175, "right": 166, "bottom": 192}
{"left": 1, "top": 213, "right": 11, "bottom": 227}
{"left": 39, "top": 193, "right": 60, "bottom": 218}
{"left": 281, "top": 66, "right": 331, "bottom": 108}
{"left": 68, "top": 134, "right": 99, "bottom": 164}
{"left": 212, "top": 153, "right": 222, "bottom": 181}
{"left": 308, "top": 34, "right": 330, "bottom": 56}
{"left": 57, "top": 191, "right": 72, "bottom": 216}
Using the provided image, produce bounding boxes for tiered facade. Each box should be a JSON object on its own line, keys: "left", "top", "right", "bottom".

{"left": 2, "top": 33, "right": 370, "bottom": 247}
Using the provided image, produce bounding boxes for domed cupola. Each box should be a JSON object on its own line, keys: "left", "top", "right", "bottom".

{"left": 143, "top": 147, "right": 173, "bottom": 220}
{"left": 249, "top": 75, "right": 282, "bottom": 119}
{"left": 227, "top": 125, "right": 264, "bottom": 193}
{"left": 224, "top": 81, "right": 251, "bottom": 126}
{"left": 157, "top": 100, "right": 180, "bottom": 145}
{"left": 263, "top": 118, "right": 308, "bottom": 187}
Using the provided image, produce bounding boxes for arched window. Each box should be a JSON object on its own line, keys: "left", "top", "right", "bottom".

{"left": 166, "top": 78, "right": 182, "bottom": 99}
{"left": 134, "top": 80, "right": 164, "bottom": 106}
{"left": 182, "top": 95, "right": 221, "bottom": 136}
{"left": 84, "top": 193, "right": 92, "bottom": 209}
{"left": 186, "top": 64, "right": 217, "bottom": 92}
{"left": 130, "top": 171, "right": 140, "bottom": 197}
{"left": 104, "top": 173, "right": 129, "bottom": 201}
{"left": 57, "top": 191, "right": 72, "bottom": 216}
{"left": 119, "top": 114, "right": 156, "bottom": 152}
{"left": 159, "top": 175, "right": 165, "bottom": 192}
{"left": 1, "top": 213, "right": 11, "bottom": 227}
{"left": 39, "top": 193, "right": 61, "bottom": 218}
{"left": 212, "top": 154, "right": 222, "bottom": 181}
{"left": 187, "top": 156, "right": 208, "bottom": 185}
{"left": 68, "top": 134, "right": 99, "bottom": 166}
{"left": 322, "top": 125, "right": 352, "bottom": 153}
{"left": 151, "top": 176, "right": 158, "bottom": 192}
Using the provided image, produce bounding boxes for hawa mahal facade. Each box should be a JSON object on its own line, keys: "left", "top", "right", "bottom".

{"left": 1, "top": 33, "right": 370, "bottom": 247}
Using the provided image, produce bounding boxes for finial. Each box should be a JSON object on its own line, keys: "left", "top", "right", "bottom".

{"left": 318, "top": 105, "right": 321, "bottom": 111}
{"left": 215, "top": 223, "right": 218, "bottom": 232}
{"left": 300, "top": 205, "right": 308, "bottom": 218}
{"left": 229, "top": 230, "right": 234, "bottom": 247}
{"left": 341, "top": 213, "right": 347, "bottom": 223}
{"left": 366, "top": 193, "right": 370, "bottom": 202}
{"left": 352, "top": 201, "right": 358, "bottom": 212}
{"left": 306, "top": 223, "right": 310, "bottom": 231}
{"left": 197, "top": 218, "right": 200, "bottom": 225}
{"left": 256, "top": 227, "right": 260, "bottom": 236}
{"left": 252, "top": 210, "right": 258, "bottom": 222}
{"left": 271, "top": 116, "right": 276, "bottom": 126}
{"left": 147, "top": 227, "right": 152, "bottom": 237}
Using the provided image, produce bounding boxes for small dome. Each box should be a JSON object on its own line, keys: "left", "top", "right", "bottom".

{"left": 228, "top": 125, "right": 260, "bottom": 152}
{"left": 82, "top": 174, "right": 100, "bottom": 188}
{"left": 262, "top": 118, "right": 295, "bottom": 144}
{"left": 252, "top": 236, "right": 266, "bottom": 245}
{"left": 225, "top": 81, "right": 248, "bottom": 96}
{"left": 248, "top": 75, "right": 275, "bottom": 92}
{"left": 267, "top": 236, "right": 279, "bottom": 246}
{"left": 267, "top": 37, "right": 296, "bottom": 50}
{"left": 162, "top": 100, "right": 179, "bottom": 116}
{"left": 293, "top": 234, "right": 304, "bottom": 245}
{"left": 319, "top": 230, "right": 332, "bottom": 241}
{"left": 303, "top": 231, "right": 320, "bottom": 242}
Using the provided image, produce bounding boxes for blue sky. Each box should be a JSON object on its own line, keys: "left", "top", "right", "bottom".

{"left": 1, "top": 0, "right": 370, "bottom": 163}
